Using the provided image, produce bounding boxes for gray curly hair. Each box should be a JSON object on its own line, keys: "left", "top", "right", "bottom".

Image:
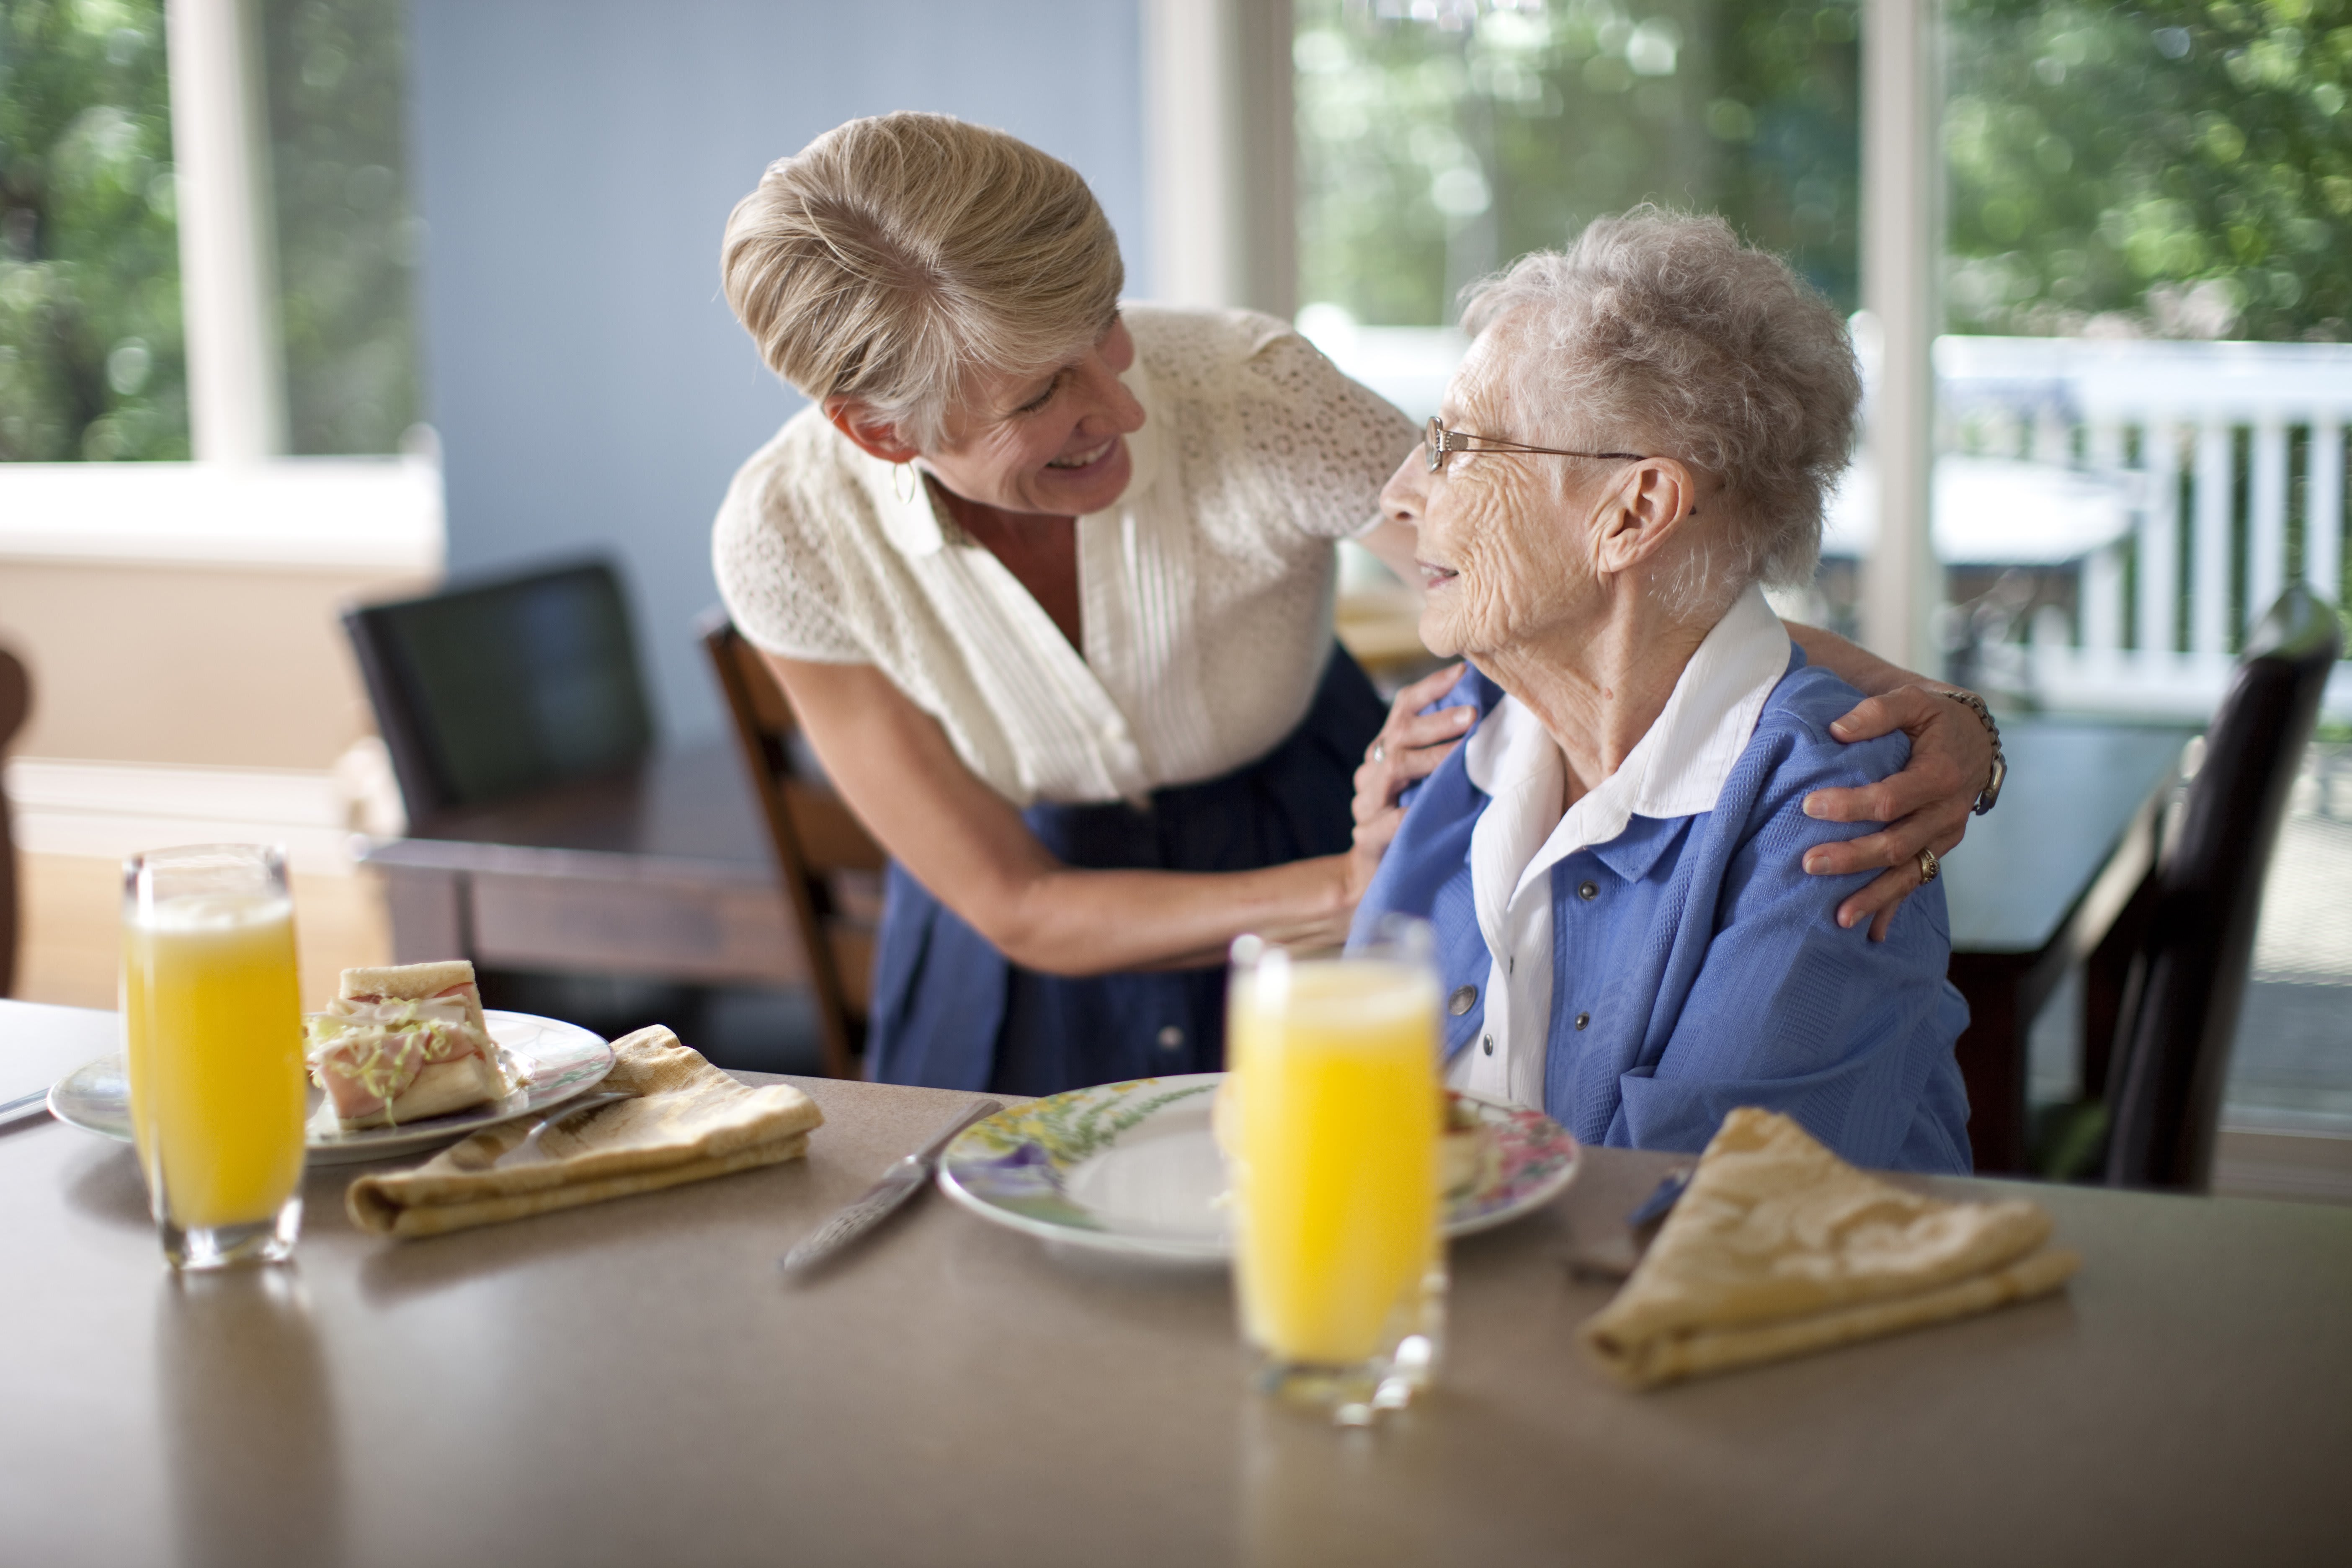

{"left": 1460, "top": 208, "right": 1859, "bottom": 611}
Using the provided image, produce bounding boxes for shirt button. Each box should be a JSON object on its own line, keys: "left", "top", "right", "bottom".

{"left": 1578, "top": 880, "right": 1599, "bottom": 901}
{"left": 1575, "top": 1012, "right": 1591, "bottom": 1031}
{"left": 1482, "top": 1034, "right": 1495, "bottom": 1056}
{"left": 1157, "top": 1026, "right": 1184, "bottom": 1051}
{"left": 1447, "top": 985, "right": 1478, "bottom": 1016}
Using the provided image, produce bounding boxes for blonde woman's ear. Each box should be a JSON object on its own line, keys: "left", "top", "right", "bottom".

{"left": 822, "top": 396, "right": 921, "bottom": 464}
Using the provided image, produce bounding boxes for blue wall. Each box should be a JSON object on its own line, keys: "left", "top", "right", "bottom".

{"left": 407, "top": 0, "right": 1147, "bottom": 744}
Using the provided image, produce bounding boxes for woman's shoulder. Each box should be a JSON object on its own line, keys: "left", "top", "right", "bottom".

{"left": 1124, "top": 302, "right": 1298, "bottom": 385}
{"left": 1742, "top": 657, "right": 1912, "bottom": 796}
{"left": 716, "top": 405, "right": 864, "bottom": 541}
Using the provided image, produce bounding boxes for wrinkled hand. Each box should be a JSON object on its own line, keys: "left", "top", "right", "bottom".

{"left": 1350, "top": 662, "right": 1473, "bottom": 869}
{"left": 1802, "top": 684, "right": 1995, "bottom": 941}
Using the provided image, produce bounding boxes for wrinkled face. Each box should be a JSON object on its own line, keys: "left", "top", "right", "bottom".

{"left": 919, "top": 315, "right": 1146, "bottom": 517}
{"left": 1378, "top": 317, "right": 1622, "bottom": 661}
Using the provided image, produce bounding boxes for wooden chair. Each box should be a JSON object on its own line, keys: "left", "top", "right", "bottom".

{"left": 2100, "top": 584, "right": 2343, "bottom": 1191}
{"left": 700, "top": 616, "right": 887, "bottom": 1080}
{"left": 0, "top": 647, "right": 27, "bottom": 997}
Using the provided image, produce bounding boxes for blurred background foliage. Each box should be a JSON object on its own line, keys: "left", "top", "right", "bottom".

{"left": 0, "top": 0, "right": 417, "bottom": 464}
{"left": 1298, "top": 0, "right": 2347, "bottom": 345}
{"left": 1297, "top": 0, "right": 1863, "bottom": 324}
{"left": 0, "top": 0, "right": 187, "bottom": 461}
{"left": 1946, "top": 0, "right": 2349, "bottom": 341}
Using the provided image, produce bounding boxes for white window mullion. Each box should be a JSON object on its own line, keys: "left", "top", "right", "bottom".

{"left": 164, "top": 0, "right": 285, "bottom": 463}
{"left": 1859, "top": 0, "right": 1941, "bottom": 676}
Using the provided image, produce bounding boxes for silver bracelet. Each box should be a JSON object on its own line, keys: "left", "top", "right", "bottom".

{"left": 1940, "top": 689, "right": 2006, "bottom": 815}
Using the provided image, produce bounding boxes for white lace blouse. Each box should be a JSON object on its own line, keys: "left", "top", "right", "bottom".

{"left": 711, "top": 304, "right": 1418, "bottom": 807}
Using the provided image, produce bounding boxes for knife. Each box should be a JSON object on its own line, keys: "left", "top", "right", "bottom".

{"left": 0, "top": 1088, "right": 52, "bottom": 1126}
{"left": 780, "top": 1098, "right": 1003, "bottom": 1277}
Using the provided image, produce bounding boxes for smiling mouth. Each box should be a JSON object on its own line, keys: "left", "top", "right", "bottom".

{"left": 1045, "top": 438, "right": 1118, "bottom": 471}
{"left": 1417, "top": 560, "right": 1459, "bottom": 590}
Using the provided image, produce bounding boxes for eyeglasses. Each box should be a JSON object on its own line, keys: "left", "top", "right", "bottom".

{"left": 1423, "top": 416, "right": 1648, "bottom": 474}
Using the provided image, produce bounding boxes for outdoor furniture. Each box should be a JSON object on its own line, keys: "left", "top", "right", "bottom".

{"left": 701, "top": 616, "right": 886, "bottom": 1081}
{"left": 0, "top": 996, "right": 2344, "bottom": 1565}
{"left": 2102, "top": 586, "right": 2344, "bottom": 1190}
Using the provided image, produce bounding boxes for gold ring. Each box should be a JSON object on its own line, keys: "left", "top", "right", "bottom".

{"left": 1917, "top": 846, "right": 1940, "bottom": 884}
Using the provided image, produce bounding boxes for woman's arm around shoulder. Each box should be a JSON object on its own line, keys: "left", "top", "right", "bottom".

{"left": 1610, "top": 714, "right": 1973, "bottom": 1174}
{"left": 1785, "top": 622, "right": 1999, "bottom": 941}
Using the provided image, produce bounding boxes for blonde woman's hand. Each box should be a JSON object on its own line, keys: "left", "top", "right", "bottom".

{"left": 1800, "top": 685, "right": 1995, "bottom": 941}
{"left": 1351, "top": 663, "right": 1473, "bottom": 867}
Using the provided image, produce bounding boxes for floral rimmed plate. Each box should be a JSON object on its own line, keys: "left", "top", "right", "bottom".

{"left": 935, "top": 1071, "right": 1578, "bottom": 1262}
{"left": 48, "top": 1010, "right": 614, "bottom": 1166}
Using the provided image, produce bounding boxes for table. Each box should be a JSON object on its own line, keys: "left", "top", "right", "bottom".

{"left": 367, "top": 722, "right": 2193, "bottom": 1177}
{"left": 362, "top": 742, "right": 805, "bottom": 988}
{"left": 1939, "top": 720, "right": 2195, "bottom": 1172}
{"left": 4, "top": 1001, "right": 2345, "bottom": 1567}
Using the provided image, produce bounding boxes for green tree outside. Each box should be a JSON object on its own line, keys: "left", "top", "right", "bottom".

{"left": 0, "top": 0, "right": 418, "bottom": 463}
{"left": 0, "top": 0, "right": 188, "bottom": 462}
{"left": 1946, "top": 0, "right": 2350, "bottom": 341}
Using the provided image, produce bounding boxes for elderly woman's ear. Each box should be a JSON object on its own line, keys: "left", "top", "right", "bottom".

{"left": 1591, "top": 457, "right": 1707, "bottom": 580}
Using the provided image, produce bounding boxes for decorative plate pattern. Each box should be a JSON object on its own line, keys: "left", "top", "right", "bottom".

{"left": 48, "top": 1010, "right": 615, "bottom": 1166}
{"left": 936, "top": 1072, "right": 1578, "bottom": 1261}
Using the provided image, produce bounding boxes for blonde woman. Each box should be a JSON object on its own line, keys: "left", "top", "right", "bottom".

{"left": 712, "top": 113, "right": 1995, "bottom": 1096}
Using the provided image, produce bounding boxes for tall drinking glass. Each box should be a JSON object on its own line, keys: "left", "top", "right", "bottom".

{"left": 121, "top": 844, "right": 307, "bottom": 1269}
{"left": 1227, "top": 919, "right": 1445, "bottom": 1424}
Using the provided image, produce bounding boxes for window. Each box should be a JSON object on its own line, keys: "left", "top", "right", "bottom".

{"left": 1295, "top": 0, "right": 1862, "bottom": 330}
{"left": 0, "top": 0, "right": 420, "bottom": 464}
{"left": 0, "top": 0, "right": 186, "bottom": 461}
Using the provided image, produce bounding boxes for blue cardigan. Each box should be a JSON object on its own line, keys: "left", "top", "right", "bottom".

{"left": 1352, "top": 649, "right": 1973, "bottom": 1173}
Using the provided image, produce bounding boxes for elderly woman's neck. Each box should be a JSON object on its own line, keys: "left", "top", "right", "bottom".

{"left": 1480, "top": 598, "right": 1717, "bottom": 805}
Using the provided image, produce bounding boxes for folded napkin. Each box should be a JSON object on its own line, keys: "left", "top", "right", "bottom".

{"left": 347, "top": 1026, "right": 823, "bottom": 1239}
{"left": 1581, "top": 1108, "right": 2079, "bottom": 1389}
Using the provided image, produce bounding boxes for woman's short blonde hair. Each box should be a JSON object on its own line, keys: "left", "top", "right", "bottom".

{"left": 1461, "top": 209, "right": 1860, "bottom": 612}
{"left": 720, "top": 112, "right": 1123, "bottom": 450}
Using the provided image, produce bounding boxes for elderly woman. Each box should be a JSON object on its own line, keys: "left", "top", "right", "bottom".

{"left": 713, "top": 113, "right": 1994, "bottom": 1100}
{"left": 1352, "top": 211, "right": 1972, "bottom": 1173}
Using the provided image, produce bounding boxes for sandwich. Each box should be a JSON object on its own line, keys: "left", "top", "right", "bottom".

{"left": 305, "top": 960, "right": 512, "bottom": 1129}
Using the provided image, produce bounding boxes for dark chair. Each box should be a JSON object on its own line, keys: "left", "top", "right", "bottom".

{"left": 2101, "top": 584, "right": 2343, "bottom": 1191}
{"left": 700, "top": 615, "right": 887, "bottom": 1081}
{"left": 0, "top": 647, "right": 29, "bottom": 997}
{"left": 343, "top": 559, "right": 655, "bottom": 822}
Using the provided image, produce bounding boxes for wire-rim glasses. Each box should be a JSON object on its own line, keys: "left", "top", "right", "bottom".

{"left": 1424, "top": 415, "right": 1648, "bottom": 474}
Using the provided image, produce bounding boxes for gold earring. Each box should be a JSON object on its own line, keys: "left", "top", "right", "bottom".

{"left": 893, "top": 462, "right": 918, "bottom": 504}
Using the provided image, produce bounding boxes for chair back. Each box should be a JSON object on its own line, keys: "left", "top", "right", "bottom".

{"left": 0, "top": 647, "right": 28, "bottom": 997}
{"left": 2103, "top": 585, "right": 2343, "bottom": 1190}
{"left": 343, "top": 559, "right": 655, "bottom": 822}
{"left": 700, "top": 616, "right": 887, "bottom": 1079}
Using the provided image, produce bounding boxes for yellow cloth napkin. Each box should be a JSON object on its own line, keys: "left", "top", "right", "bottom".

{"left": 1581, "top": 1108, "right": 2079, "bottom": 1389}
{"left": 347, "top": 1025, "right": 823, "bottom": 1239}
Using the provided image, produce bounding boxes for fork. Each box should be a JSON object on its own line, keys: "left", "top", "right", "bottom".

{"left": 498, "top": 1091, "right": 636, "bottom": 1167}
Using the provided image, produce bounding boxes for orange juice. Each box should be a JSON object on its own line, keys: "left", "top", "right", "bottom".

{"left": 1230, "top": 959, "right": 1441, "bottom": 1366}
{"left": 123, "top": 891, "right": 307, "bottom": 1231}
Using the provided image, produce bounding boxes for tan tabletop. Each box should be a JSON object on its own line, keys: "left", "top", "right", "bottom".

{"left": 3, "top": 998, "right": 2347, "bottom": 1567}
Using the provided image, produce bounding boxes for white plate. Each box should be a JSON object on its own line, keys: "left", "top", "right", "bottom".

{"left": 936, "top": 1072, "right": 1579, "bottom": 1262}
{"left": 49, "top": 1010, "right": 615, "bottom": 1166}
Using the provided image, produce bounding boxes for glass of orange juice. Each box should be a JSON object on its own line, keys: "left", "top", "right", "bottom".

{"left": 1227, "top": 918, "right": 1444, "bottom": 1424}
{"left": 122, "top": 844, "right": 308, "bottom": 1269}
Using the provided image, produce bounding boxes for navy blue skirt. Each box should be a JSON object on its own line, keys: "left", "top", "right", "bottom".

{"left": 864, "top": 645, "right": 1386, "bottom": 1095}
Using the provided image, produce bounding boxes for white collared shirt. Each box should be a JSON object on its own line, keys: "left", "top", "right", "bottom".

{"left": 1448, "top": 585, "right": 1792, "bottom": 1106}
{"left": 712, "top": 305, "right": 1417, "bottom": 807}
